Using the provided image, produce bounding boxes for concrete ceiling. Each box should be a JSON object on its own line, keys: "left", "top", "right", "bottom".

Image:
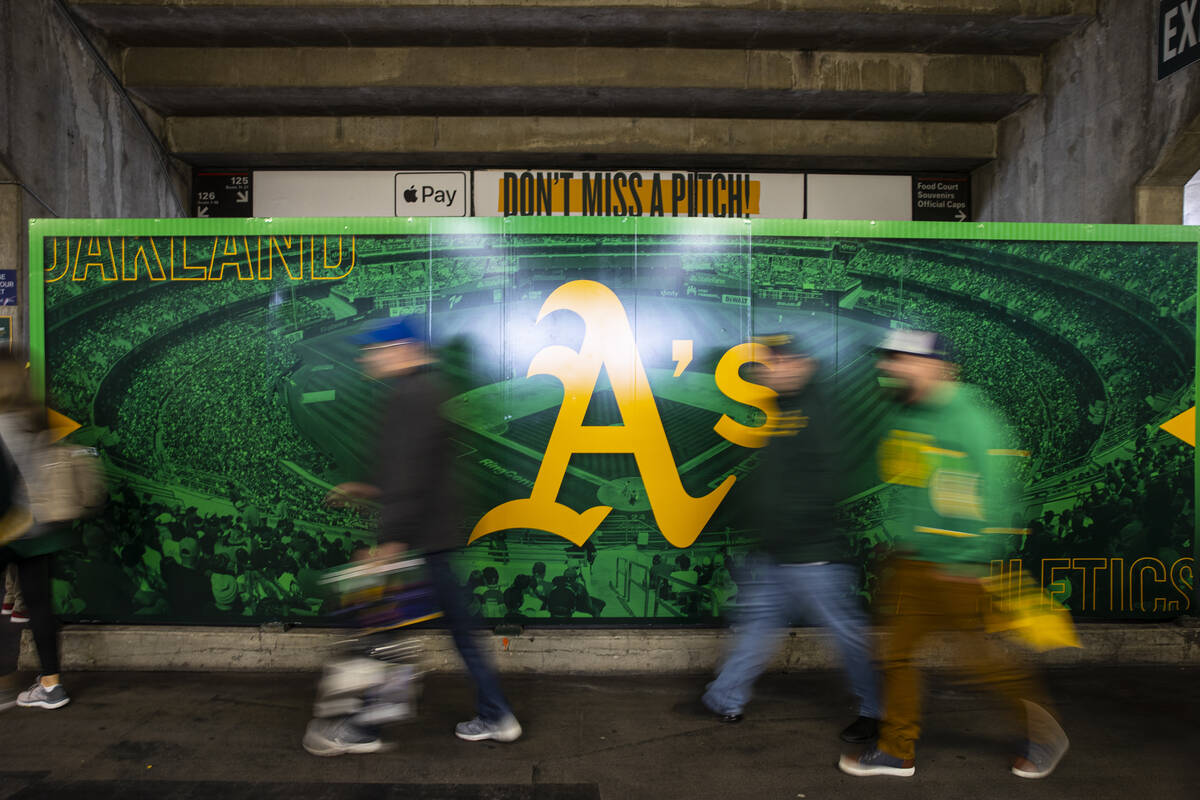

{"left": 65, "top": 0, "right": 1097, "bottom": 172}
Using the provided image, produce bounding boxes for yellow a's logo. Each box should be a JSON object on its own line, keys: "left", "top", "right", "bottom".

{"left": 468, "top": 280, "right": 737, "bottom": 548}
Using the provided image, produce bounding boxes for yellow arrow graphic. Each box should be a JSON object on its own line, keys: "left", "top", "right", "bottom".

{"left": 46, "top": 408, "right": 81, "bottom": 443}
{"left": 1160, "top": 406, "right": 1196, "bottom": 447}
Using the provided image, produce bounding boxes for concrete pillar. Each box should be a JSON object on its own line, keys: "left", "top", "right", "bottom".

{"left": 0, "top": 182, "right": 26, "bottom": 349}
{"left": 1136, "top": 183, "right": 1186, "bottom": 227}
{"left": 0, "top": 0, "right": 189, "bottom": 350}
{"left": 973, "top": 0, "right": 1200, "bottom": 224}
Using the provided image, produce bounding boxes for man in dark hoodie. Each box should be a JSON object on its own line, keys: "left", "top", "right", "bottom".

{"left": 701, "top": 334, "right": 881, "bottom": 744}
{"left": 302, "top": 318, "right": 520, "bottom": 756}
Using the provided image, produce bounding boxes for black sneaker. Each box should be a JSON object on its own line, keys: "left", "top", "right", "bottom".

{"left": 694, "top": 696, "right": 743, "bottom": 723}
{"left": 838, "top": 747, "right": 915, "bottom": 777}
{"left": 675, "top": 698, "right": 743, "bottom": 724}
{"left": 839, "top": 716, "right": 879, "bottom": 743}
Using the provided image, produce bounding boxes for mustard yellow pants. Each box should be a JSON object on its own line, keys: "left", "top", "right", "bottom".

{"left": 876, "top": 559, "right": 1050, "bottom": 761}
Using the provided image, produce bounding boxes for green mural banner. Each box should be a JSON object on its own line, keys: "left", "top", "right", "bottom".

{"left": 27, "top": 217, "right": 1199, "bottom": 624}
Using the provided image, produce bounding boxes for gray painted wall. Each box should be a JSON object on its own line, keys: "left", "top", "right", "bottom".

{"left": 1184, "top": 171, "right": 1200, "bottom": 225}
{"left": 0, "top": 0, "right": 187, "bottom": 345}
{"left": 974, "top": 0, "right": 1200, "bottom": 224}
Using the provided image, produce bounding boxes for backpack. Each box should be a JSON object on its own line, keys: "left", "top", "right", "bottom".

{"left": 0, "top": 446, "right": 31, "bottom": 545}
{"left": 28, "top": 442, "right": 107, "bottom": 522}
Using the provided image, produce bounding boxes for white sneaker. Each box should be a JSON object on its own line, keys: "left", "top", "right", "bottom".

{"left": 455, "top": 713, "right": 522, "bottom": 742}
{"left": 1012, "top": 700, "right": 1069, "bottom": 779}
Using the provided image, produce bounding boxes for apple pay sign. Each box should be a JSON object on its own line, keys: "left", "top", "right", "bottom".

{"left": 394, "top": 172, "right": 468, "bottom": 216}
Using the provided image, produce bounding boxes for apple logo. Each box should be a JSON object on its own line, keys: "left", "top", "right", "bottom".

{"left": 403, "top": 185, "right": 418, "bottom": 203}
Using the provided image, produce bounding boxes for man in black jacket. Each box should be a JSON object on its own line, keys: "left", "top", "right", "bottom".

{"left": 303, "top": 318, "right": 520, "bottom": 756}
{"left": 700, "top": 334, "right": 881, "bottom": 743}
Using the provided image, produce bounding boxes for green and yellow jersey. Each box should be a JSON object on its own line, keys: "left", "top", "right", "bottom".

{"left": 878, "top": 383, "right": 1027, "bottom": 574}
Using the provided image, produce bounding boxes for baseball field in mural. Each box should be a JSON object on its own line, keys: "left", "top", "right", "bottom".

{"left": 29, "top": 218, "right": 1197, "bottom": 623}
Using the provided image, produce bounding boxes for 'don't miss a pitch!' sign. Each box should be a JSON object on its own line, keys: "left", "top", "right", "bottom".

{"left": 473, "top": 170, "right": 807, "bottom": 218}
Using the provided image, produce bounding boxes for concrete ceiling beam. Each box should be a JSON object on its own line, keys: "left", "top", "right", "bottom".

{"left": 165, "top": 115, "right": 996, "bottom": 171}
{"left": 68, "top": 0, "right": 1095, "bottom": 53}
{"left": 124, "top": 47, "right": 1042, "bottom": 94}
{"left": 69, "top": 0, "right": 1096, "bottom": 9}
{"left": 123, "top": 47, "right": 1039, "bottom": 120}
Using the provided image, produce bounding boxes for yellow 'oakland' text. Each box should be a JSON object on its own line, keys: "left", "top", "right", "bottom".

{"left": 44, "top": 236, "right": 356, "bottom": 283}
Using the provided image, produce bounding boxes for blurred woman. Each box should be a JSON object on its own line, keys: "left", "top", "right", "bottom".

{"left": 0, "top": 353, "right": 73, "bottom": 711}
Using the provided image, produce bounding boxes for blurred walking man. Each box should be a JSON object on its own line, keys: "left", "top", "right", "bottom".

{"left": 304, "top": 318, "right": 521, "bottom": 755}
{"left": 839, "top": 330, "right": 1067, "bottom": 779}
{"left": 702, "top": 334, "right": 882, "bottom": 743}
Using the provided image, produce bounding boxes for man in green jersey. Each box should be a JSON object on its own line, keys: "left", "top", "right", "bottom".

{"left": 839, "top": 329, "right": 1068, "bottom": 780}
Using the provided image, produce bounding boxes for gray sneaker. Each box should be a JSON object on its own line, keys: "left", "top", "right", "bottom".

{"left": 838, "top": 747, "right": 916, "bottom": 777}
{"left": 302, "top": 717, "right": 387, "bottom": 757}
{"left": 1012, "top": 700, "right": 1069, "bottom": 779}
{"left": 454, "top": 713, "right": 522, "bottom": 742}
{"left": 16, "top": 681, "right": 69, "bottom": 710}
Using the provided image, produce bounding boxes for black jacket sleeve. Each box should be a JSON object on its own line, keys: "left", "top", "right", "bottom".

{"left": 373, "top": 371, "right": 458, "bottom": 553}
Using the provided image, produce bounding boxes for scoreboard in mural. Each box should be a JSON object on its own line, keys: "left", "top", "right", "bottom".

{"left": 28, "top": 218, "right": 1197, "bottom": 624}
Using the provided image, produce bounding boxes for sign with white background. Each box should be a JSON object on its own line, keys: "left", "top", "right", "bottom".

{"left": 394, "top": 172, "right": 469, "bottom": 216}
{"left": 247, "top": 169, "right": 964, "bottom": 221}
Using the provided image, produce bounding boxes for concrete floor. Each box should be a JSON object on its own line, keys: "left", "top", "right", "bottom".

{"left": 0, "top": 665, "right": 1195, "bottom": 799}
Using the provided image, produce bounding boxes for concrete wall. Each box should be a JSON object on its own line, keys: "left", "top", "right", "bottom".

{"left": 25, "top": 623, "right": 1200, "bottom": 673}
{"left": 0, "top": 0, "right": 187, "bottom": 346}
{"left": 974, "top": 0, "right": 1200, "bottom": 224}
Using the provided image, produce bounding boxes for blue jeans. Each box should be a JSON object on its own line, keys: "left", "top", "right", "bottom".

{"left": 703, "top": 558, "right": 881, "bottom": 719}
{"left": 427, "top": 554, "right": 513, "bottom": 722}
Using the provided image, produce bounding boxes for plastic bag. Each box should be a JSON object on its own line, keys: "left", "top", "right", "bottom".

{"left": 982, "top": 571, "right": 1081, "bottom": 651}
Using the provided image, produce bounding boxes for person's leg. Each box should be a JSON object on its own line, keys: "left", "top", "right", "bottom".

{"left": 427, "top": 553, "right": 513, "bottom": 723}
{"left": 793, "top": 562, "right": 882, "bottom": 721}
{"left": 702, "top": 557, "right": 787, "bottom": 717}
{"left": 942, "top": 579, "right": 1064, "bottom": 773}
{"left": 0, "top": 550, "right": 18, "bottom": 702}
{"left": 13, "top": 554, "right": 69, "bottom": 710}
{"left": 874, "top": 560, "right": 939, "bottom": 762}
{"left": 16, "top": 555, "right": 60, "bottom": 679}
{"left": 3, "top": 563, "right": 17, "bottom": 613}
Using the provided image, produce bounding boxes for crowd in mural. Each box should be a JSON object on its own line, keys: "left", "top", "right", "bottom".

{"left": 851, "top": 248, "right": 1184, "bottom": 453}
{"left": 1020, "top": 430, "right": 1194, "bottom": 568}
{"left": 54, "top": 490, "right": 354, "bottom": 620}
{"left": 26, "top": 237, "right": 1192, "bottom": 630}
{"left": 858, "top": 286, "right": 1090, "bottom": 474}
{"left": 56, "top": 491, "right": 760, "bottom": 622}
{"left": 107, "top": 314, "right": 361, "bottom": 531}
{"left": 47, "top": 280, "right": 274, "bottom": 423}
{"left": 1001, "top": 241, "right": 1194, "bottom": 314}
{"left": 756, "top": 254, "right": 856, "bottom": 292}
